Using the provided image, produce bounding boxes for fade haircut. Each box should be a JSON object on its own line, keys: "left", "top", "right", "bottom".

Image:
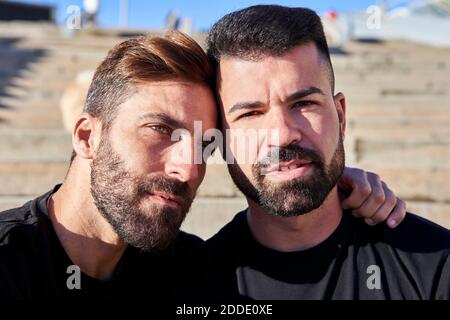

{"left": 207, "top": 5, "right": 335, "bottom": 93}
{"left": 70, "top": 31, "right": 214, "bottom": 163}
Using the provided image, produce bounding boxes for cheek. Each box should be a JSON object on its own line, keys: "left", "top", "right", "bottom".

{"left": 308, "top": 113, "right": 341, "bottom": 160}
{"left": 118, "top": 139, "right": 167, "bottom": 175}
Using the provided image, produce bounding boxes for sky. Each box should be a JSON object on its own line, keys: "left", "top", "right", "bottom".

{"left": 21, "top": 0, "right": 413, "bottom": 30}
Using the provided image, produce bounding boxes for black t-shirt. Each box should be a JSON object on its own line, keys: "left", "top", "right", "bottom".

{"left": 0, "top": 185, "right": 203, "bottom": 300}
{"left": 196, "top": 210, "right": 450, "bottom": 300}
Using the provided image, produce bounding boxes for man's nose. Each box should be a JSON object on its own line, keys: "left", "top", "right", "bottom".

{"left": 264, "top": 109, "right": 302, "bottom": 148}
{"left": 164, "top": 139, "right": 202, "bottom": 183}
{"left": 165, "top": 160, "right": 200, "bottom": 184}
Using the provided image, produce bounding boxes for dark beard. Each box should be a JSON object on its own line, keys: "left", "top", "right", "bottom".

{"left": 90, "top": 137, "right": 194, "bottom": 252}
{"left": 227, "top": 134, "right": 345, "bottom": 217}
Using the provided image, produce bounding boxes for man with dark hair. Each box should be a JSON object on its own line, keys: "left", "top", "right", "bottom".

{"left": 197, "top": 5, "right": 450, "bottom": 300}
{"left": 0, "top": 29, "right": 405, "bottom": 299}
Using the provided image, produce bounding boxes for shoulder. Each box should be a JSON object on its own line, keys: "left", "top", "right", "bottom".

{"left": 355, "top": 212, "right": 450, "bottom": 299}
{"left": 203, "top": 211, "right": 248, "bottom": 258}
{"left": 380, "top": 212, "right": 450, "bottom": 252}
{"left": 205, "top": 211, "right": 247, "bottom": 245}
{"left": 172, "top": 230, "right": 204, "bottom": 253}
{"left": 0, "top": 189, "right": 57, "bottom": 249}
{"left": 0, "top": 199, "right": 48, "bottom": 298}
{"left": 0, "top": 200, "right": 40, "bottom": 247}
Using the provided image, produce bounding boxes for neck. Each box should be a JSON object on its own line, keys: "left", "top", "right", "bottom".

{"left": 48, "top": 164, "right": 127, "bottom": 281}
{"left": 246, "top": 186, "right": 343, "bottom": 252}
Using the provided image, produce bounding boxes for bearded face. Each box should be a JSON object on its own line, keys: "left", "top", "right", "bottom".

{"left": 228, "top": 132, "right": 345, "bottom": 217}
{"left": 90, "top": 136, "right": 195, "bottom": 252}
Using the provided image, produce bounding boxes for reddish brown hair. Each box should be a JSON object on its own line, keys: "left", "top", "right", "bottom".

{"left": 84, "top": 30, "right": 214, "bottom": 129}
{"left": 70, "top": 31, "right": 214, "bottom": 163}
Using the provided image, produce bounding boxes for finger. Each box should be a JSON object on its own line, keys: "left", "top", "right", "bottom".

{"left": 386, "top": 198, "right": 407, "bottom": 228}
{"left": 368, "top": 183, "right": 397, "bottom": 225}
{"left": 352, "top": 172, "right": 385, "bottom": 221}
{"left": 341, "top": 169, "right": 372, "bottom": 210}
{"left": 337, "top": 167, "right": 359, "bottom": 192}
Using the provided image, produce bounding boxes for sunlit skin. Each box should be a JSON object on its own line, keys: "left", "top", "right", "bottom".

{"left": 107, "top": 81, "right": 216, "bottom": 198}
{"left": 49, "top": 81, "right": 216, "bottom": 280}
{"left": 218, "top": 43, "right": 352, "bottom": 252}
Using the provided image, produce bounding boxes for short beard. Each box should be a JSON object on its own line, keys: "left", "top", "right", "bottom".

{"left": 90, "top": 136, "right": 194, "bottom": 252}
{"left": 228, "top": 134, "right": 345, "bottom": 217}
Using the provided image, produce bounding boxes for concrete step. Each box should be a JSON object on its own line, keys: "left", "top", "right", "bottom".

{"left": 336, "top": 74, "right": 450, "bottom": 83}
{"left": 344, "top": 94, "right": 450, "bottom": 104}
{"left": 355, "top": 166, "right": 450, "bottom": 202}
{"left": 0, "top": 97, "right": 61, "bottom": 110}
{"left": 0, "top": 161, "right": 68, "bottom": 196}
{"left": 0, "top": 129, "right": 72, "bottom": 161}
{"left": 354, "top": 140, "right": 450, "bottom": 166}
{"left": 10, "top": 77, "right": 78, "bottom": 92}
{"left": 0, "top": 109, "right": 63, "bottom": 129}
{"left": 347, "top": 104, "right": 450, "bottom": 119}
{"left": 339, "top": 83, "right": 448, "bottom": 93}
{"left": 0, "top": 90, "right": 63, "bottom": 104}
{"left": 348, "top": 125, "right": 450, "bottom": 143}
{"left": 348, "top": 116, "right": 450, "bottom": 127}
{"left": 17, "top": 68, "right": 93, "bottom": 82}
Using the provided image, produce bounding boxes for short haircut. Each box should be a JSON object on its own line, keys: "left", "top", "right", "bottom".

{"left": 85, "top": 30, "right": 214, "bottom": 129}
{"left": 207, "top": 5, "right": 335, "bottom": 93}
{"left": 70, "top": 31, "right": 214, "bottom": 164}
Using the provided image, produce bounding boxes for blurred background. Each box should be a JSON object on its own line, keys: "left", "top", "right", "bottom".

{"left": 0, "top": 0, "right": 449, "bottom": 238}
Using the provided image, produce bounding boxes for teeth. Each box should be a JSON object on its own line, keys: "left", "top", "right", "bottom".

{"left": 278, "top": 165, "right": 299, "bottom": 172}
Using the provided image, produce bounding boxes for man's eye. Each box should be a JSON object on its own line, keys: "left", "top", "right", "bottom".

{"left": 238, "top": 111, "right": 261, "bottom": 119}
{"left": 292, "top": 101, "right": 315, "bottom": 109}
{"left": 148, "top": 125, "right": 171, "bottom": 135}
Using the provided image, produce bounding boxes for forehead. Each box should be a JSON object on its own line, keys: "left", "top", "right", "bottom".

{"left": 218, "top": 43, "right": 330, "bottom": 106}
{"left": 114, "top": 80, "right": 217, "bottom": 131}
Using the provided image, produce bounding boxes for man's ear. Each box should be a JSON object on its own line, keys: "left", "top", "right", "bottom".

{"left": 333, "top": 92, "right": 346, "bottom": 140}
{"left": 72, "top": 113, "right": 100, "bottom": 160}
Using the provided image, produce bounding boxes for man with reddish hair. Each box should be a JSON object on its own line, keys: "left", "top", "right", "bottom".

{"left": 0, "top": 30, "right": 405, "bottom": 299}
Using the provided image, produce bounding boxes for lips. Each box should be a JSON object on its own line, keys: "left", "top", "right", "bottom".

{"left": 260, "top": 159, "right": 314, "bottom": 182}
{"left": 265, "top": 159, "right": 312, "bottom": 174}
{"left": 147, "top": 192, "right": 184, "bottom": 207}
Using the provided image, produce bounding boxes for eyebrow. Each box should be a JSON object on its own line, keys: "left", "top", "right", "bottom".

{"left": 138, "top": 112, "right": 188, "bottom": 131}
{"left": 283, "top": 86, "right": 325, "bottom": 104}
{"left": 227, "top": 101, "right": 265, "bottom": 115}
{"left": 227, "top": 86, "right": 325, "bottom": 115}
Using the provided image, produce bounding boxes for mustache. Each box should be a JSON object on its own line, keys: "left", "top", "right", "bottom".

{"left": 256, "top": 144, "right": 324, "bottom": 169}
{"left": 137, "top": 174, "right": 193, "bottom": 200}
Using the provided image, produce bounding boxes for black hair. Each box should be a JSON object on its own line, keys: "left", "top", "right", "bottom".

{"left": 207, "top": 5, "right": 335, "bottom": 92}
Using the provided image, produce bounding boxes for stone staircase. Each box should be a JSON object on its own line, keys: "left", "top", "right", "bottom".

{"left": 0, "top": 23, "right": 449, "bottom": 239}
{"left": 336, "top": 41, "right": 450, "bottom": 229}
{"left": 0, "top": 23, "right": 127, "bottom": 208}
